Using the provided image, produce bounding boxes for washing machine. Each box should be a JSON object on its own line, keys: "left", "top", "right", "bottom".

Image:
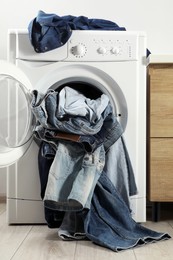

{"left": 0, "top": 29, "right": 146, "bottom": 224}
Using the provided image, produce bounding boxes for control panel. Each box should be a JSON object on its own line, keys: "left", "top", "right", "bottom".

{"left": 67, "top": 30, "right": 140, "bottom": 61}
{"left": 14, "top": 29, "right": 143, "bottom": 62}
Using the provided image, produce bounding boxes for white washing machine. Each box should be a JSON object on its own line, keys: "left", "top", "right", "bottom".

{"left": 0, "top": 30, "right": 146, "bottom": 224}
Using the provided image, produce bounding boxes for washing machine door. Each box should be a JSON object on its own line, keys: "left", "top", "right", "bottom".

{"left": 0, "top": 60, "right": 34, "bottom": 167}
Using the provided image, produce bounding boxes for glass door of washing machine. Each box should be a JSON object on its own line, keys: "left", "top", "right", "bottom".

{"left": 0, "top": 60, "right": 34, "bottom": 167}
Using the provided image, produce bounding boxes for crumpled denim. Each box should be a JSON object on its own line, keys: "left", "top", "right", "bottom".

{"left": 57, "top": 87, "right": 110, "bottom": 123}
{"left": 31, "top": 88, "right": 112, "bottom": 135}
{"left": 44, "top": 141, "right": 105, "bottom": 211}
{"left": 38, "top": 141, "right": 55, "bottom": 199}
{"left": 34, "top": 109, "right": 123, "bottom": 153}
{"left": 32, "top": 87, "right": 137, "bottom": 208}
{"left": 82, "top": 172, "right": 171, "bottom": 251}
{"left": 28, "top": 10, "right": 126, "bottom": 53}
{"left": 104, "top": 137, "right": 137, "bottom": 207}
{"left": 38, "top": 141, "right": 65, "bottom": 228}
{"left": 38, "top": 143, "right": 171, "bottom": 250}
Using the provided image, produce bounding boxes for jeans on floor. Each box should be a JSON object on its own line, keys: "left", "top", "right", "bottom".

{"left": 82, "top": 172, "right": 171, "bottom": 251}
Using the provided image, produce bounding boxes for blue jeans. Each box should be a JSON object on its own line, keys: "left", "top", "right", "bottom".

{"left": 82, "top": 172, "right": 171, "bottom": 251}
{"left": 38, "top": 143, "right": 171, "bottom": 250}
{"left": 35, "top": 111, "right": 123, "bottom": 153}
{"left": 44, "top": 141, "right": 105, "bottom": 211}
{"left": 31, "top": 89, "right": 112, "bottom": 135}
{"left": 33, "top": 86, "right": 137, "bottom": 209}
{"left": 104, "top": 136, "right": 137, "bottom": 207}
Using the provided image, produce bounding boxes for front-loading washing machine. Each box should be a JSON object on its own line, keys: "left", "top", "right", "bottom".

{"left": 0, "top": 30, "right": 146, "bottom": 224}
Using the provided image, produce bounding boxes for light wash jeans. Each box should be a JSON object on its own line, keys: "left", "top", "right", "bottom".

{"left": 104, "top": 136, "right": 137, "bottom": 208}
{"left": 44, "top": 141, "right": 105, "bottom": 211}
{"left": 31, "top": 88, "right": 111, "bottom": 135}
{"left": 32, "top": 87, "right": 137, "bottom": 210}
{"left": 57, "top": 172, "right": 170, "bottom": 249}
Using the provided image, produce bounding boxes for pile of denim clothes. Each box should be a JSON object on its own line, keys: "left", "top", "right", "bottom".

{"left": 31, "top": 86, "right": 170, "bottom": 251}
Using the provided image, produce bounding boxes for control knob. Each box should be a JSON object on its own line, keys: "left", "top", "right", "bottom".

{"left": 111, "top": 47, "right": 120, "bottom": 55}
{"left": 72, "top": 44, "right": 86, "bottom": 56}
{"left": 97, "top": 47, "right": 107, "bottom": 54}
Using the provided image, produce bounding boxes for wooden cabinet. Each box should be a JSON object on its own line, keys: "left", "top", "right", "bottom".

{"left": 147, "top": 62, "right": 173, "bottom": 220}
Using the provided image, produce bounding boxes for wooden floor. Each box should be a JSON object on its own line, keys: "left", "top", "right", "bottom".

{"left": 1, "top": 199, "right": 173, "bottom": 260}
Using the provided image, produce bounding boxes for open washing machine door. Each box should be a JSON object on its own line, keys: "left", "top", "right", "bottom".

{"left": 0, "top": 60, "right": 34, "bottom": 167}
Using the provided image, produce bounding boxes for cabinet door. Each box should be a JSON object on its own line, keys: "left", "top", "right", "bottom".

{"left": 149, "top": 138, "right": 173, "bottom": 201}
{"left": 149, "top": 64, "right": 173, "bottom": 137}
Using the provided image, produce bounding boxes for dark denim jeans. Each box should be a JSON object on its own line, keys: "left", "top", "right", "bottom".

{"left": 38, "top": 142, "right": 65, "bottom": 228}
{"left": 82, "top": 172, "right": 171, "bottom": 251}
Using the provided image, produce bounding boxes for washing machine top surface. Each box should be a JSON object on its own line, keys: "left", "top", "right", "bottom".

{"left": 13, "top": 29, "right": 145, "bottom": 62}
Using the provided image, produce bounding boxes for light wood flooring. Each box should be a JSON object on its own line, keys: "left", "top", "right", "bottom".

{"left": 0, "top": 198, "right": 173, "bottom": 260}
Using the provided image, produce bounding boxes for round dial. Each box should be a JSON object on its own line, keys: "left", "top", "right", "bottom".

{"left": 111, "top": 47, "right": 120, "bottom": 55}
{"left": 72, "top": 44, "right": 86, "bottom": 56}
{"left": 97, "top": 47, "right": 107, "bottom": 54}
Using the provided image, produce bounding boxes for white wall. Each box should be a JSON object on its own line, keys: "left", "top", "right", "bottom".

{"left": 0, "top": 0, "right": 173, "bottom": 195}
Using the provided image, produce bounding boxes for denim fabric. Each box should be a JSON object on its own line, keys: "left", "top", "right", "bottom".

{"left": 38, "top": 141, "right": 55, "bottom": 199}
{"left": 31, "top": 89, "right": 112, "bottom": 135}
{"left": 57, "top": 212, "right": 86, "bottom": 240}
{"left": 57, "top": 87, "right": 109, "bottom": 123}
{"left": 28, "top": 10, "right": 126, "bottom": 53}
{"left": 44, "top": 141, "right": 105, "bottom": 211}
{"left": 121, "top": 137, "right": 137, "bottom": 196}
{"left": 38, "top": 144, "right": 170, "bottom": 251}
{"left": 33, "top": 86, "right": 137, "bottom": 211}
{"left": 34, "top": 108, "right": 123, "bottom": 153}
{"left": 38, "top": 142, "right": 65, "bottom": 228}
{"left": 82, "top": 172, "right": 171, "bottom": 251}
{"left": 31, "top": 87, "right": 123, "bottom": 151}
{"left": 104, "top": 136, "right": 138, "bottom": 208}
{"left": 32, "top": 87, "right": 137, "bottom": 210}
{"left": 38, "top": 142, "right": 86, "bottom": 232}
